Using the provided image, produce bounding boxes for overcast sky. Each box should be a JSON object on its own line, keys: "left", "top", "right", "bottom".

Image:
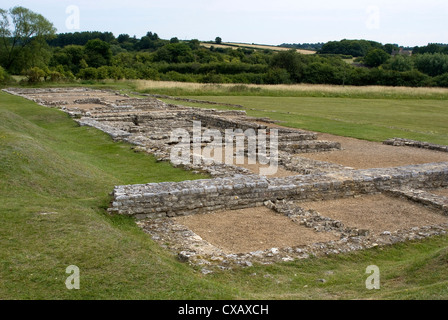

{"left": 2, "top": 0, "right": 447, "bottom": 47}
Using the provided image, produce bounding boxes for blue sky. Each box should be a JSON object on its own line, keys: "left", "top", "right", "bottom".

{"left": 2, "top": 0, "right": 447, "bottom": 47}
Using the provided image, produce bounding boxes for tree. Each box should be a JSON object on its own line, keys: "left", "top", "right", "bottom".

{"left": 215, "top": 37, "right": 222, "bottom": 45}
{"left": 363, "top": 49, "right": 390, "bottom": 68}
{"left": 270, "top": 50, "right": 305, "bottom": 82}
{"left": 153, "top": 43, "right": 194, "bottom": 63}
{"left": 384, "top": 43, "right": 399, "bottom": 54}
{"left": 414, "top": 53, "right": 448, "bottom": 77}
{"left": 117, "top": 34, "right": 130, "bottom": 43}
{"left": 413, "top": 43, "right": 446, "bottom": 55}
{"left": 383, "top": 55, "right": 413, "bottom": 72}
{"left": 0, "top": 6, "right": 56, "bottom": 70}
{"left": 84, "top": 39, "right": 112, "bottom": 68}
{"left": 50, "top": 45, "right": 87, "bottom": 74}
{"left": 319, "top": 39, "right": 384, "bottom": 57}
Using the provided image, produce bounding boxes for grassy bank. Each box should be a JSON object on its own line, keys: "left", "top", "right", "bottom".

{"left": 1, "top": 88, "right": 448, "bottom": 300}
{"left": 0, "top": 91, "right": 221, "bottom": 299}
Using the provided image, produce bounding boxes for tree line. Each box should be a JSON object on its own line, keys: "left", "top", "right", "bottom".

{"left": 1, "top": 6, "right": 448, "bottom": 88}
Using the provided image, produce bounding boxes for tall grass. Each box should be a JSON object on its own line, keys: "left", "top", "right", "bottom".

{"left": 6, "top": 78, "right": 448, "bottom": 100}
{"left": 134, "top": 80, "right": 448, "bottom": 100}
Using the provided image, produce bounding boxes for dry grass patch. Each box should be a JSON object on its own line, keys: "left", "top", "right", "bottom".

{"left": 133, "top": 80, "right": 448, "bottom": 99}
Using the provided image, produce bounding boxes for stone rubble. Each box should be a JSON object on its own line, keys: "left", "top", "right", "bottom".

{"left": 3, "top": 87, "right": 345, "bottom": 179}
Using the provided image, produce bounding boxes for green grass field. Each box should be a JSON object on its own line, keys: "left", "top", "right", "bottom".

{"left": 164, "top": 96, "right": 448, "bottom": 145}
{"left": 1, "top": 87, "right": 448, "bottom": 300}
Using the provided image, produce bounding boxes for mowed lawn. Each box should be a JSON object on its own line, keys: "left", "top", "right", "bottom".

{"left": 1, "top": 89, "right": 448, "bottom": 300}
{"left": 177, "top": 96, "right": 448, "bottom": 145}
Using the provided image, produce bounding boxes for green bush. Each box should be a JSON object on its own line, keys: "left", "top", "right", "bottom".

{"left": 77, "top": 67, "right": 98, "bottom": 80}
{"left": 139, "top": 68, "right": 160, "bottom": 80}
{"left": 0, "top": 66, "right": 7, "bottom": 83}
{"left": 49, "top": 71, "right": 63, "bottom": 82}
{"left": 368, "top": 68, "right": 429, "bottom": 87}
{"left": 303, "top": 62, "right": 339, "bottom": 84}
{"left": 25, "top": 67, "right": 46, "bottom": 83}
{"left": 433, "top": 73, "right": 448, "bottom": 87}
{"left": 364, "top": 49, "right": 390, "bottom": 68}
{"left": 161, "top": 71, "right": 196, "bottom": 82}
{"left": 414, "top": 53, "right": 448, "bottom": 77}
{"left": 200, "top": 71, "right": 224, "bottom": 83}
{"left": 319, "top": 39, "right": 384, "bottom": 57}
{"left": 96, "top": 66, "right": 110, "bottom": 80}
{"left": 383, "top": 55, "right": 414, "bottom": 72}
{"left": 264, "top": 67, "right": 291, "bottom": 84}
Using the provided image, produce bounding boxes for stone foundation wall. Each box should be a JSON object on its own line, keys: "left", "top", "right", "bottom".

{"left": 108, "top": 162, "right": 448, "bottom": 219}
{"left": 192, "top": 112, "right": 266, "bottom": 131}
{"left": 279, "top": 140, "right": 342, "bottom": 154}
{"left": 384, "top": 138, "right": 448, "bottom": 153}
{"left": 384, "top": 188, "right": 448, "bottom": 215}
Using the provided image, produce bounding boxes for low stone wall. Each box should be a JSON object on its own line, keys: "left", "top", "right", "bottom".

{"left": 384, "top": 138, "right": 448, "bottom": 153}
{"left": 138, "top": 93, "right": 246, "bottom": 109}
{"left": 192, "top": 112, "right": 266, "bottom": 131}
{"left": 108, "top": 162, "right": 448, "bottom": 219}
{"left": 77, "top": 118, "right": 132, "bottom": 140}
{"left": 279, "top": 140, "right": 341, "bottom": 154}
{"left": 384, "top": 188, "right": 448, "bottom": 215}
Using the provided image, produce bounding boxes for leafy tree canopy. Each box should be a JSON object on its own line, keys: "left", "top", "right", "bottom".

{"left": 364, "top": 49, "right": 390, "bottom": 68}
{"left": 0, "top": 6, "right": 56, "bottom": 69}
{"left": 319, "top": 39, "right": 384, "bottom": 57}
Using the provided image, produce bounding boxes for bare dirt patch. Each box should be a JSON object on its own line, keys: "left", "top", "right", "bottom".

{"left": 299, "top": 133, "right": 448, "bottom": 169}
{"left": 169, "top": 193, "right": 448, "bottom": 259}
{"left": 174, "top": 207, "right": 339, "bottom": 253}
{"left": 299, "top": 194, "right": 448, "bottom": 233}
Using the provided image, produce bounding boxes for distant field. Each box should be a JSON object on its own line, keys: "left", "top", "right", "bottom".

{"left": 200, "top": 42, "right": 316, "bottom": 54}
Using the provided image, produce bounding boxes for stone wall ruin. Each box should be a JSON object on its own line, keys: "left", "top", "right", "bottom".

{"left": 4, "top": 87, "right": 448, "bottom": 270}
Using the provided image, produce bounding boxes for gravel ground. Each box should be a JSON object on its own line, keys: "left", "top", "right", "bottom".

{"left": 298, "top": 194, "right": 448, "bottom": 233}
{"left": 174, "top": 207, "right": 339, "bottom": 253}
{"left": 173, "top": 194, "right": 448, "bottom": 253}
